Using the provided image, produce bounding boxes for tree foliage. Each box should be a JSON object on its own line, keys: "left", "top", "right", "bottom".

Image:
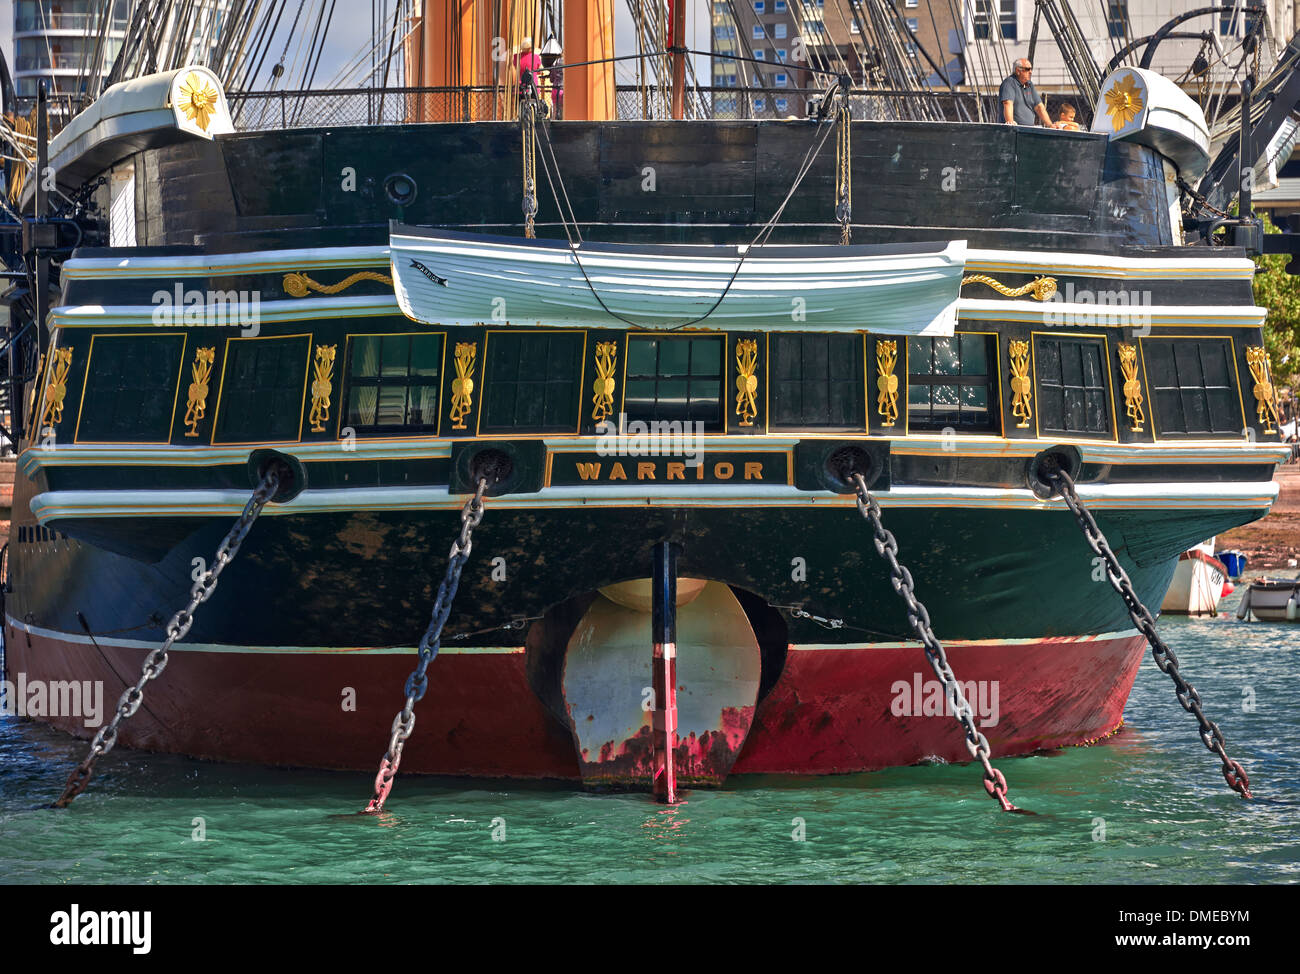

{"left": 1252, "top": 211, "right": 1300, "bottom": 391}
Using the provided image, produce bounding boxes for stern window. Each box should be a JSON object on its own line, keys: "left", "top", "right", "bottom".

{"left": 770, "top": 333, "right": 865, "bottom": 429}
{"left": 1035, "top": 336, "right": 1112, "bottom": 436}
{"left": 1142, "top": 338, "right": 1243, "bottom": 436}
{"left": 906, "top": 334, "right": 998, "bottom": 432}
{"left": 344, "top": 333, "right": 444, "bottom": 435}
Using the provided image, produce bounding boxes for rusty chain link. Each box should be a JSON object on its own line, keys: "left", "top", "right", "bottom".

{"left": 364, "top": 478, "right": 488, "bottom": 813}
{"left": 850, "top": 473, "right": 1021, "bottom": 812}
{"left": 52, "top": 465, "right": 284, "bottom": 809}
{"left": 1044, "top": 464, "right": 1253, "bottom": 799}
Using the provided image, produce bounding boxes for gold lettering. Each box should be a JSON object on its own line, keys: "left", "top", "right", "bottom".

{"left": 576, "top": 462, "right": 602, "bottom": 481}
{"left": 666, "top": 462, "right": 685, "bottom": 480}
{"left": 714, "top": 461, "right": 734, "bottom": 480}
{"left": 744, "top": 462, "right": 763, "bottom": 480}
{"left": 610, "top": 462, "right": 627, "bottom": 481}
{"left": 638, "top": 462, "right": 656, "bottom": 480}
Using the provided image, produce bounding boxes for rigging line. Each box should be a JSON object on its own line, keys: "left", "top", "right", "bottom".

{"left": 533, "top": 88, "right": 843, "bottom": 330}
{"left": 294, "top": 0, "right": 338, "bottom": 121}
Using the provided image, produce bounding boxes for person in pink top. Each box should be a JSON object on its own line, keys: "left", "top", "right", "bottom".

{"left": 514, "top": 37, "right": 542, "bottom": 96}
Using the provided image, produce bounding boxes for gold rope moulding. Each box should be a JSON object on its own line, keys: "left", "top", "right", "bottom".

{"left": 961, "top": 273, "right": 1058, "bottom": 302}
{"left": 283, "top": 270, "right": 394, "bottom": 297}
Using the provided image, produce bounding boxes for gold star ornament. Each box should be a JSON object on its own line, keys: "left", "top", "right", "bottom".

{"left": 177, "top": 72, "right": 219, "bottom": 132}
{"left": 1104, "top": 72, "right": 1144, "bottom": 132}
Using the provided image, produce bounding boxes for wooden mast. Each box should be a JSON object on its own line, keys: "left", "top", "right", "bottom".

{"left": 669, "top": 0, "right": 686, "bottom": 120}
{"left": 563, "top": 0, "right": 614, "bottom": 120}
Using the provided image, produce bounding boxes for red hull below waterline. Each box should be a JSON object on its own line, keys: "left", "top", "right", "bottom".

{"left": 5, "top": 623, "right": 1144, "bottom": 781}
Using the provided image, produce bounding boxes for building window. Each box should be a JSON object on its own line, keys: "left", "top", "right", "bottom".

{"left": 727, "top": 73, "right": 738, "bottom": 86}
{"left": 851, "top": 22, "right": 859, "bottom": 33}
{"left": 1035, "top": 337, "right": 1111, "bottom": 436}
{"left": 76, "top": 335, "right": 186, "bottom": 443}
{"left": 753, "top": 24, "right": 764, "bottom": 40}
{"left": 624, "top": 336, "right": 725, "bottom": 430}
{"left": 1219, "top": 1, "right": 1240, "bottom": 34}
{"left": 776, "top": 48, "right": 788, "bottom": 61}
{"left": 483, "top": 332, "right": 582, "bottom": 432}
{"left": 754, "top": 97, "right": 767, "bottom": 111}
{"left": 906, "top": 17, "right": 919, "bottom": 31}
{"left": 754, "top": 0, "right": 764, "bottom": 10}
{"left": 906, "top": 334, "right": 998, "bottom": 432}
{"left": 1142, "top": 338, "right": 1243, "bottom": 436}
{"left": 775, "top": 97, "right": 788, "bottom": 112}
{"left": 775, "top": 73, "right": 787, "bottom": 86}
{"left": 774, "top": 0, "right": 786, "bottom": 10}
{"left": 906, "top": 0, "right": 919, "bottom": 6}
{"left": 344, "top": 333, "right": 443, "bottom": 435}
{"left": 974, "top": 0, "right": 1016, "bottom": 40}
{"left": 754, "top": 49, "right": 765, "bottom": 59}
{"left": 1107, "top": 1, "right": 1127, "bottom": 38}
{"left": 771, "top": 334, "right": 864, "bottom": 429}
{"left": 215, "top": 335, "right": 311, "bottom": 442}
{"left": 775, "top": 23, "right": 787, "bottom": 39}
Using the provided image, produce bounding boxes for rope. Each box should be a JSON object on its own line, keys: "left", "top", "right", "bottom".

{"left": 530, "top": 83, "right": 848, "bottom": 330}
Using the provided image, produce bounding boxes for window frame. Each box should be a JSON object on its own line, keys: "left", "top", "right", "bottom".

{"left": 211, "top": 333, "right": 312, "bottom": 445}
{"left": 905, "top": 332, "right": 1002, "bottom": 435}
{"left": 1139, "top": 335, "right": 1247, "bottom": 440}
{"left": 73, "top": 332, "right": 187, "bottom": 445}
{"left": 479, "top": 329, "right": 586, "bottom": 435}
{"left": 1030, "top": 333, "right": 1116, "bottom": 440}
{"left": 340, "top": 331, "right": 447, "bottom": 439}
{"left": 768, "top": 332, "right": 867, "bottom": 432}
{"left": 621, "top": 332, "right": 728, "bottom": 433}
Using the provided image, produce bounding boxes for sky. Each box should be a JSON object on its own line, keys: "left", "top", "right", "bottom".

{"left": 0, "top": 0, "right": 711, "bottom": 93}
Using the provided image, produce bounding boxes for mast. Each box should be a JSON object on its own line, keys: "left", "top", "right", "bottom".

{"left": 669, "top": 0, "right": 685, "bottom": 120}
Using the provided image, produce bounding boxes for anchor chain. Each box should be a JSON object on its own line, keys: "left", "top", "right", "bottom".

{"left": 364, "top": 478, "right": 488, "bottom": 813}
{"left": 52, "top": 465, "right": 283, "bottom": 809}
{"left": 1043, "top": 464, "right": 1253, "bottom": 799}
{"left": 850, "top": 473, "right": 1019, "bottom": 811}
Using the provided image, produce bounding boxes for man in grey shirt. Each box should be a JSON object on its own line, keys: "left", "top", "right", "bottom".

{"left": 1000, "top": 58, "right": 1052, "bottom": 126}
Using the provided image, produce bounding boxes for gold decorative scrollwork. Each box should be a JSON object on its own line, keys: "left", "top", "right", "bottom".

{"left": 41, "top": 347, "right": 72, "bottom": 429}
{"left": 876, "top": 339, "right": 899, "bottom": 427}
{"left": 309, "top": 345, "right": 337, "bottom": 433}
{"left": 450, "top": 342, "right": 477, "bottom": 430}
{"left": 961, "top": 274, "right": 1058, "bottom": 302}
{"left": 1116, "top": 343, "right": 1145, "bottom": 433}
{"left": 1245, "top": 346, "right": 1280, "bottom": 435}
{"left": 283, "top": 270, "right": 394, "bottom": 297}
{"left": 1009, "top": 340, "right": 1032, "bottom": 429}
{"left": 184, "top": 347, "right": 216, "bottom": 437}
{"left": 592, "top": 341, "right": 618, "bottom": 423}
{"left": 735, "top": 339, "right": 758, "bottom": 427}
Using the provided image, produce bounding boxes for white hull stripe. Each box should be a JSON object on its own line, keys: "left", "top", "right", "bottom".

{"left": 60, "top": 245, "right": 393, "bottom": 279}
{"left": 958, "top": 298, "right": 1265, "bottom": 327}
{"left": 49, "top": 297, "right": 1264, "bottom": 330}
{"left": 29, "top": 480, "right": 1280, "bottom": 523}
{"left": 5, "top": 616, "right": 1139, "bottom": 655}
{"left": 58, "top": 245, "right": 1255, "bottom": 283}
{"left": 17, "top": 438, "right": 1292, "bottom": 478}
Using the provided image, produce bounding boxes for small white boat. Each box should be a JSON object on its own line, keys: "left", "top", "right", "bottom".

{"left": 1236, "top": 576, "right": 1300, "bottom": 622}
{"left": 1161, "top": 538, "right": 1228, "bottom": 616}
{"left": 390, "top": 225, "right": 966, "bottom": 333}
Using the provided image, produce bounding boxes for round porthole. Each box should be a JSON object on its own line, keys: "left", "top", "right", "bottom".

{"left": 384, "top": 172, "right": 418, "bottom": 206}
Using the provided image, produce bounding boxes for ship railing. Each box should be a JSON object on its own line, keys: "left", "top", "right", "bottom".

{"left": 223, "top": 85, "right": 999, "bottom": 129}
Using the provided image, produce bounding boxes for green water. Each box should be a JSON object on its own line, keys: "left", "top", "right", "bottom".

{"left": 2, "top": 581, "right": 1297, "bottom": 884}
